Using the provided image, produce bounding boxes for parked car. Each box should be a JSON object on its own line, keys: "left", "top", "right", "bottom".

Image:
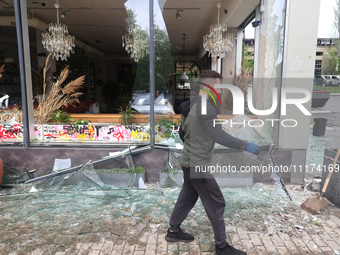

{"left": 321, "top": 75, "right": 332, "bottom": 86}
{"left": 131, "top": 90, "right": 146, "bottom": 102}
{"left": 130, "top": 92, "right": 174, "bottom": 114}
{"left": 321, "top": 75, "right": 340, "bottom": 87}
{"left": 317, "top": 75, "right": 340, "bottom": 86}
{"left": 329, "top": 75, "right": 340, "bottom": 86}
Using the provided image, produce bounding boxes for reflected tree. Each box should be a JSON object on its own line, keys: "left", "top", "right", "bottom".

{"left": 128, "top": 10, "right": 175, "bottom": 93}
{"left": 322, "top": 47, "right": 338, "bottom": 75}
{"left": 102, "top": 9, "right": 176, "bottom": 112}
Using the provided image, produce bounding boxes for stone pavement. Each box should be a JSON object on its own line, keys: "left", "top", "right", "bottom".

{"left": 21, "top": 185, "right": 340, "bottom": 255}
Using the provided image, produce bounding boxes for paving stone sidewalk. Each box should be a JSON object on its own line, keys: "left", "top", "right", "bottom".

{"left": 33, "top": 216, "right": 340, "bottom": 255}
{"left": 23, "top": 185, "right": 340, "bottom": 255}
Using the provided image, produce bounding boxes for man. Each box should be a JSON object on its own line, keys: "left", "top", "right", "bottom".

{"left": 165, "top": 69, "right": 259, "bottom": 255}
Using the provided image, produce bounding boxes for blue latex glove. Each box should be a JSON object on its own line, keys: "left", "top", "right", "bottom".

{"left": 245, "top": 142, "right": 260, "bottom": 155}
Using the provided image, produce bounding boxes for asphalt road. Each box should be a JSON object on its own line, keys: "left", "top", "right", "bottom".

{"left": 311, "top": 95, "right": 340, "bottom": 152}
{"left": 321, "top": 95, "right": 340, "bottom": 127}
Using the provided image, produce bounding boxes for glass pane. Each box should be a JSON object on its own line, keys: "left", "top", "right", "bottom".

{"left": 22, "top": 0, "right": 152, "bottom": 145}
{"left": 0, "top": 1, "right": 22, "bottom": 144}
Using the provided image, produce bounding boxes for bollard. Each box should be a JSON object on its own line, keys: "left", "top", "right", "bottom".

{"left": 313, "top": 118, "right": 327, "bottom": 136}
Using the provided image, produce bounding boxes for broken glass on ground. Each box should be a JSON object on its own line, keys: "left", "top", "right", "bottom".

{"left": 32, "top": 149, "right": 140, "bottom": 191}
{"left": 0, "top": 168, "right": 305, "bottom": 255}
{"left": 159, "top": 150, "right": 183, "bottom": 187}
{"left": 1, "top": 166, "right": 31, "bottom": 184}
{"left": 0, "top": 147, "right": 338, "bottom": 254}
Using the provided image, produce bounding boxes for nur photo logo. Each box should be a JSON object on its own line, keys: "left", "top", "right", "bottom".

{"left": 199, "top": 83, "right": 312, "bottom": 128}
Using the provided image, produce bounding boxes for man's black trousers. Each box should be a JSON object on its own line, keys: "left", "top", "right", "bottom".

{"left": 169, "top": 166, "right": 227, "bottom": 248}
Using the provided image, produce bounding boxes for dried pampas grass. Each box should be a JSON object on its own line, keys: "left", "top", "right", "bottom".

{"left": 0, "top": 106, "right": 22, "bottom": 124}
{"left": 34, "top": 55, "right": 85, "bottom": 124}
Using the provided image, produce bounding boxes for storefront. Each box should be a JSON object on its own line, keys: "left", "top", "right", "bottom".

{"left": 0, "top": 0, "right": 321, "bottom": 184}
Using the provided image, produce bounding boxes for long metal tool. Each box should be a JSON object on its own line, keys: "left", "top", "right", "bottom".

{"left": 268, "top": 145, "right": 292, "bottom": 201}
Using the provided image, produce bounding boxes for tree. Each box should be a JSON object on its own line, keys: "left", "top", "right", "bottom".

{"left": 334, "top": 0, "right": 340, "bottom": 53}
{"left": 130, "top": 14, "right": 175, "bottom": 92}
{"left": 243, "top": 45, "right": 254, "bottom": 72}
{"left": 321, "top": 47, "right": 338, "bottom": 75}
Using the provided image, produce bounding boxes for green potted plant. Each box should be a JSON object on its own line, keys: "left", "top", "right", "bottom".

{"left": 118, "top": 105, "right": 136, "bottom": 125}
{"left": 50, "top": 109, "right": 74, "bottom": 124}
{"left": 96, "top": 166, "right": 145, "bottom": 187}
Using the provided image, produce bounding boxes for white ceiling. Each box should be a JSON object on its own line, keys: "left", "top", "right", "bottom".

{"left": 0, "top": 0, "right": 259, "bottom": 58}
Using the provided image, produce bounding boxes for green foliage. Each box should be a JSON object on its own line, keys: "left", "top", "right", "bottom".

{"left": 334, "top": 0, "right": 340, "bottom": 53}
{"left": 158, "top": 116, "right": 177, "bottom": 138}
{"left": 322, "top": 47, "right": 338, "bottom": 75}
{"left": 96, "top": 169, "right": 129, "bottom": 173}
{"left": 243, "top": 45, "right": 254, "bottom": 72}
{"left": 51, "top": 110, "right": 74, "bottom": 124}
{"left": 161, "top": 165, "right": 180, "bottom": 174}
{"left": 314, "top": 85, "right": 340, "bottom": 93}
{"left": 96, "top": 166, "right": 144, "bottom": 175}
{"left": 310, "top": 218, "right": 319, "bottom": 225}
{"left": 50, "top": 111, "right": 92, "bottom": 125}
{"left": 135, "top": 166, "right": 145, "bottom": 173}
{"left": 161, "top": 166, "right": 170, "bottom": 173}
{"left": 128, "top": 166, "right": 145, "bottom": 174}
{"left": 133, "top": 23, "right": 176, "bottom": 91}
{"left": 74, "top": 119, "right": 91, "bottom": 125}
{"left": 118, "top": 105, "right": 136, "bottom": 125}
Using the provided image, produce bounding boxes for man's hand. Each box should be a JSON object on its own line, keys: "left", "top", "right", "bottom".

{"left": 245, "top": 142, "right": 260, "bottom": 155}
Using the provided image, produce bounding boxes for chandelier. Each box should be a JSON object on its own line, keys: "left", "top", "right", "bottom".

{"left": 203, "top": 0, "right": 234, "bottom": 59}
{"left": 41, "top": 0, "right": 75, "bottom": 61}
{"left": 122, "top": 22, "right": 149, "bottom": 62}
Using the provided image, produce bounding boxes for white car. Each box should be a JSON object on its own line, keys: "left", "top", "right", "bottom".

{"left": 321, "top": 75, "right": 340, "bottom": 86}
{"left": 131, "top": 93, "right": 175, "bottom": 114}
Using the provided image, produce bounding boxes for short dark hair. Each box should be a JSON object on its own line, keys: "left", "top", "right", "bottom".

{"left": 199, "top": 69, "right": 222, "bottom": 80}
{"left": 197, "top": 69, "right": 222, "bottom": 90}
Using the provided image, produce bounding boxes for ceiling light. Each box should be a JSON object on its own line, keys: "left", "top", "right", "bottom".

{"left": 41, "top": 0, "right": 75, "bottom": 61}
{"left": 176, "top": 11, "right": 182, "bottom": 20}
{"left": 203, "top": 0, "right": 234, "bottom": 59}
{"left": 60, "top": 12, "right": 66, "bottom": 19}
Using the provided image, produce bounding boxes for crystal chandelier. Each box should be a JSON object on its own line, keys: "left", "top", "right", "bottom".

{"left": 122, "top": 22, "right": 149, "bottom": 62}
{"left": 41, "top": 0, "right": 75, "bottom": 61}
{"left": 203, "top": 0, "right": 234, "bottom": 59}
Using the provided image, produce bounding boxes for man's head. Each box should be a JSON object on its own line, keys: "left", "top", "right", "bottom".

{"left": 199, "top": 69, "right": 222, "bottom": 94}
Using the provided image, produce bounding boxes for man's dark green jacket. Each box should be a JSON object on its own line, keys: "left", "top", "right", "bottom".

{"left": 179, "top": 95, "right": 247, "bottom": 167}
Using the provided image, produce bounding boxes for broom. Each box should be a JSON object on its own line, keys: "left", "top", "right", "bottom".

{"left": 300, "top": 146, "right": 340, "bottom": 214}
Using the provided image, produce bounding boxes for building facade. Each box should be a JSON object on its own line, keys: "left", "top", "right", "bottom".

{"left": 0, "top": 0, "right": 322, "bottom": 184}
